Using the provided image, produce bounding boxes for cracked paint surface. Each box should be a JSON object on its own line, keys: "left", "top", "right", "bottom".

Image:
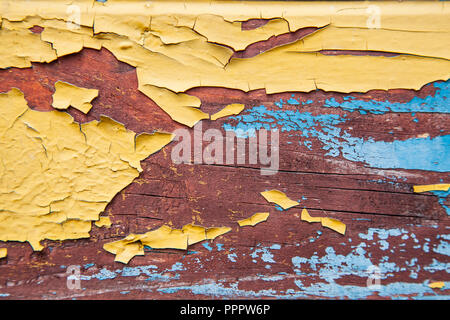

{"left": 0, "top": 0, "right": 448, "bottom": 300}
{"left": 0, "top": 88, "right": 173, "bottom": 250}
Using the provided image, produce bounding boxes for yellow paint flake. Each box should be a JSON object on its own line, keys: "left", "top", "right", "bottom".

{"left": 0, "top": 0, "right": 449, "bottom": 254}
{"left": 0, "top": 28, "right": 57, "bottom": 68}
{"left": 52, "top": 81, "right": 99, "bottom": 114}
{"left": 237, "top": 212, "right": 270, "bottom": 227}
{"left": 94, "top": 216, "right": 112, "bottom": 228}
{"left": 294, "top": 26, "right": 450, "bottom": 60}
{"left": 205, "top": 226, "right": 232, "bottom": 240}
{"left": 182, "top": 224, "right": 207, "bottom": 245}
{"left": 0, "top": 88, "right": 173, "bottom": 251}
{"left": 193, "top": 15, "right": 290, "bottom": 51}
{"left": 428, "top": 281, "right": 445, "bottom": 289}
{"left": 104, "top": 223, "right": 231, "bottom": 263}
{"left": 138, "top": 84, "right": 209, "bottom": 128}
{"left": 413, "top": 184, "right": 450, "bottom": 193}
{"left": 114, "top": 242, "right": 145, "bottom": 264}
{"left": 321, "top": 217, "right": 346, "bottom": 235}
{"left": 260, "top": 190, "right": 299, "bottom": 210}
{"left": 0, "top": 248, "right": 7, "bottom": 259}
{"left": 41, "top": 27, "right": 102, "bottom": 57}
{"left": 210, "top": 104, "right": 245, "bottom": 121}
{"left": 301, "top": 208, "right": 322, "bottom": 223}
{"left": 301, "top": 209, "right": 346, "bottom": 235}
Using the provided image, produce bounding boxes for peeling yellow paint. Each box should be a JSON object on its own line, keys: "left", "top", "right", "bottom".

{"left": 301, "top": 208, "right": 322, "bottom": 223}
{"left": 103, "top": 223, "right": 231, "bottom": 263}
{"left": 428, "top": 281, "right": 445, "bottom": 289}
{"left": 94, "top": 216, "right": 112, "bottom": 228}
{"left": 301, "top": 209, "right": 346, "bottom": 235}
{"left": 0, "top": 88, "right": 173, "bottom": 251}
{"left": 237, "top": 212, "right": 269, "bottom": 227}
{"left": 0, "top": 28, "right": 57, "bottom": 68}
{"left": 321, "top": 217, "right": 346, "bottom": 235}
{"left": 0, "top": 0, "right": 448, "bottom": 256}
{"left": 0, "top": 1, "right": 448, "bottom": 127}
{"left": 294, "top": 26, "right": 450, "bottom": 60}
{"left": 210, "top": 104, "right": 245, "bottom": 121}
{"left": 413, "top": 184, "right": 450, "bottom": 193}
{"left": 193, "top": 15, "right": 290, "bottom": 51}
{"left": 0, "top": 248, "right": 7, "bottom": 259}
{"left": 52, "top": 81, "right": 99, "bottom": 114}
{"left": 260, "top": 190, "right": 299, "bottom": 210}
{"left": 138, "top": 84, "right": 209, "bottom": 128}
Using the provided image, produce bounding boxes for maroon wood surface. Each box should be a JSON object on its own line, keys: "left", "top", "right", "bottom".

{"left": 0, "top": 42, "right": 448, "bottom": 300}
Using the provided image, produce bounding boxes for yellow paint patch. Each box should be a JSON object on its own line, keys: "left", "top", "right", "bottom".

{"left": 103, "top": 223, "right": 231, "bottom": 263}
{"left": 138, "top": 84, "right": 209, "bottom": 128}
{"left": 41, "top": 26, "right": 102, "bottom": 57}
{"left": 193, "top": 15, "right": 290, "bottom": 51}
{"left": 413, "top": 184, "right": 450, "bottom": 193}
{"left": 295, "top": 26, "right": 450, "bottom": 60}
{"left": 0, "top": 88, "right": 173, "bottom": 251}
{"left": 205, "top": 226, "right": 232, "bottom": 240}
{"left": 52, "top": 81, "right": 99, "bottom": 114}
{"left": 260, "top": 190, "right": 299, "bottom": 210}
{"left": 94, "top": 216, "right": 112, "bottom": 228}
{"left": 0, "top": 248, "right": 7, "bottom": 259}
{"left": 301, "top": 209, "right": 346, "bottom": 235}
{"left": 210, "top": 104, "right": 245, "bottom": 121}
{"left": 0, "top": 28, "right": 57, "bottom": 68}
{"left": 237, "top": 212, "right": 270, "bottom": 227}
{"left": 301, "top": 208, "right": 322, "bottom": 223}
{"left": 428, "top": 281, "right": 445, "bottom": 289}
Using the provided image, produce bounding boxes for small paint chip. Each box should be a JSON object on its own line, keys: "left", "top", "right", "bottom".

{"left": 94, "top": 216, "right": 112, "bottom": 228}
{"left": 103, "top": 223, "right": 231, "bottom": 264}
{"left": 428, "top": 281, "right": 445, "bottom": 289}
{"left": 413, "top": 184, "right": 450, "bottom": 193}
{"left": 210, "top": 103, "right": 245, "bottom": 121}
{"left": 238, "top": 212, "right": 270, "bottom": 227}
{"left": 260, "top": 190, "right": 299, "bottom": 210}
{"left": 301, "top": 209, "right": 346, "bottom": 235}
{"left": 0, "top": 248, "right": 7, "bottom": 259}
{"left": 52, "top": 81, "right": 99, "bottom": 114}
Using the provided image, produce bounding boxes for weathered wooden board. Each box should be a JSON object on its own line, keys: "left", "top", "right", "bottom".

{"left": 0, "top": 27, "right": 449, "bottom": 300}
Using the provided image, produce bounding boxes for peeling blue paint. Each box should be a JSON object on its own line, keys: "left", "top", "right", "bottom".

{"left": 323, "top": 80, "right": 450, "bottom": 115}
{"left": 156, "top": 279, "right": 450, "bottom": 299}
{"left": 423, "top": 259, "right": 450, "bottom": 273}
{"left": 259, "top": 274, "right": 284, "bottom": 282}
{"left": 82, "top": 267, "right": 117, "bottom": 280}
{"left": 223, "top": 102, "right": 450, "bottom": 172}
{"left": 169, "top": 262, "right": 185, "bottom": 271}
{"left": 250, "top": 245, "right": 276, "bottom": 264}
{"left": 378, "top": 240, "right": 389, "bottom": 250}
{"left": 83, "top": 263, "right": 95, "bottom": 269}
{"left": 227, "top": 253, "right": 237, "bottom": 262}
{"left": 287, "top": 97, "right": 300, "bottom": 105}
{"left": 429, "top": 189, "right": 450, "bottom": 216}
{"left": 359, "top": 228, "right": 408, "bottom": 241}
{"left": 433, "top": 239, "right": 450, "bottom": 256}
{"left": 202, "top": 242, "right": 213, "bottom": 252}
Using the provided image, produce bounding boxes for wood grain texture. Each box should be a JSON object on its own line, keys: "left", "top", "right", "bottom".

{"left": 0, "top": 47, "right": 448, "bottom": 300}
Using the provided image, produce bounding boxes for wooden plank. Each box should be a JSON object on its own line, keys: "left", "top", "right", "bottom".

{"left": 0, "top": 26, "right": 449, "bottom": 300}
